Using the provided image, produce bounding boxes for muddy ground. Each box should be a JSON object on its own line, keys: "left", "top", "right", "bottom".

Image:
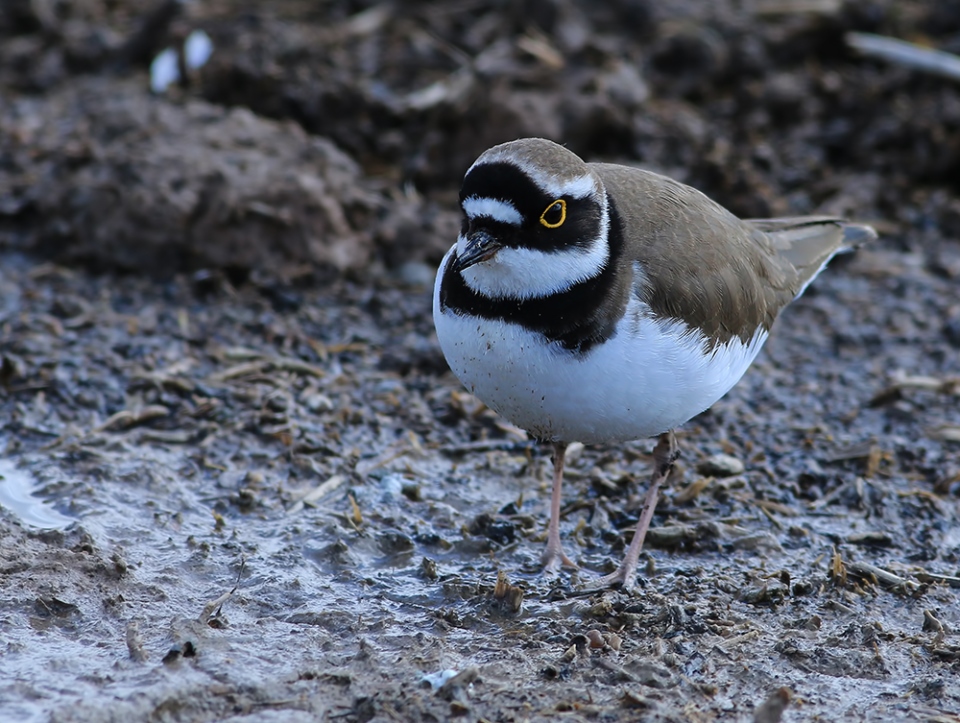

{"left": 2, "top": 1, "right": 960, "bottom": 721}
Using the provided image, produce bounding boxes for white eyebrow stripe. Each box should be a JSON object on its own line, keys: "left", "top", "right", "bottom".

{"left": 467, "top": 155, "right": 599, "bottom": 200}
{"left": 462, "top": 196, "right": 524, "bottom": 226}
{"left": 542, "top": 173, "right": 597, "bottom": 200}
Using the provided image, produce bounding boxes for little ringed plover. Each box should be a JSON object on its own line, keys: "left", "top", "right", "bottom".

{"left": 433, "top": 137, "right": 876, "bottom": 588}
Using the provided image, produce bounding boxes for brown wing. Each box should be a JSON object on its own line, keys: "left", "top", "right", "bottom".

{"left": 593, "top": 163, "right": 875, "bottom": 349}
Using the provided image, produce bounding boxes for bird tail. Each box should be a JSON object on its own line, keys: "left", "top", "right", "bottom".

{"left": 747, "top": 216, "right": 877, "bottom": 297}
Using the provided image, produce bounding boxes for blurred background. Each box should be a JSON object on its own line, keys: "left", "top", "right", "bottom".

{"left": 2, "top": 0, "right": 959, "bottom": 279}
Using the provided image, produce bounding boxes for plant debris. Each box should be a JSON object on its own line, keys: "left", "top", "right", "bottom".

{"left": 1, "top": 1, "right": 960, "bottom": 721}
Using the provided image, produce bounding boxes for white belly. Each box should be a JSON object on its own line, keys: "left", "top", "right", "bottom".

{"left": 433, "top": 255, "right": 768, "bottom": 444}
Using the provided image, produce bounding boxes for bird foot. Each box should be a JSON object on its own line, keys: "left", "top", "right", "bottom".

{"left": 541, "top": 544, "right": 578, "bottom": 574}
{"left": 592, "top": 559, "right": 639, "bottom": 590}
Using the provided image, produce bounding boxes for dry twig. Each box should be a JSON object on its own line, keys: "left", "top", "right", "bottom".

{"left": 199, "top": 557, "right": 246, "bottom": 625}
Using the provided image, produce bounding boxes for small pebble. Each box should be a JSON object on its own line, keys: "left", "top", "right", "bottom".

{"left": 586, "top": 629, "right": 605, "bottom": 648}
{"left": 420, "top": 557, "right": 438, "bottom": 580}
{"left": 697, "top": 453, "right": 745, "bottom": 477}
{"left": 301, "top": 391, "right": 334, "bottom": 413}
{"left": 565, "top": 441, "right": 585, "bottom": 463}
{"left": 662, "top": 652, "right": 682, "bottom": 667}
{"left": 380, "top": 473, "right": 405, "bottom": 497}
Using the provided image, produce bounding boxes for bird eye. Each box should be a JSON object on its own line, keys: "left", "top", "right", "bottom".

{"left": 539, "top": 199, "right": 566, "bottom": 229}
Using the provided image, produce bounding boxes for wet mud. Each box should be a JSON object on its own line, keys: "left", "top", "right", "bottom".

{"left": 2, "top": 1, "right": 960, "bottom": 721}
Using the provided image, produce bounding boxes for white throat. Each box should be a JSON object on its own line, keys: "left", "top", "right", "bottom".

{"left": 459, "top": 193, "right": 610, "bottom": 301}
{"left": 458, "top": 237, "right": 608, "bottom": 300}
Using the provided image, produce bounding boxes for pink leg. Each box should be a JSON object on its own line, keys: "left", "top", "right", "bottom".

{"left": 596, "top": 431, "right": 678, "bottom": 588}
{"left": 541, "top": 441, "right": 578, "bottom": 573}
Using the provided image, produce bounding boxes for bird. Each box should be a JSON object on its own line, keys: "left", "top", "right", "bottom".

{"left": 432, "top": 138, "right": 875, "bottom": 588}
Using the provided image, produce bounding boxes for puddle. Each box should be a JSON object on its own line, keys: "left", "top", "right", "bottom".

{"left": 0, "top": 459, "right": 74, "bottom": 530}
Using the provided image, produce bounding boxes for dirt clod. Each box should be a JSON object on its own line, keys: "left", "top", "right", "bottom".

{"left": 2, "top": 2, "right": 960, "bottom": 722}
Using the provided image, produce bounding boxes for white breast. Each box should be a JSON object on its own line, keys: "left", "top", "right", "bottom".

{"left": 433, "top": 248, "right": 768, "bottom": 444}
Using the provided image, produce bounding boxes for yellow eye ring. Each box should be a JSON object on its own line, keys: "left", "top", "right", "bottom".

{"left": 539, "top": 199, "right": 566, "bottom": 229}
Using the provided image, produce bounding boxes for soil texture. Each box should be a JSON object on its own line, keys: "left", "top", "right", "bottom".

{"left": 2, "top": 1, "right": 960, "bottom": 721}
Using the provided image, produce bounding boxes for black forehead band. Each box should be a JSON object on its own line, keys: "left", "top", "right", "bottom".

{"left": 460, "top": 162, "right": 558, "bottom": 214}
